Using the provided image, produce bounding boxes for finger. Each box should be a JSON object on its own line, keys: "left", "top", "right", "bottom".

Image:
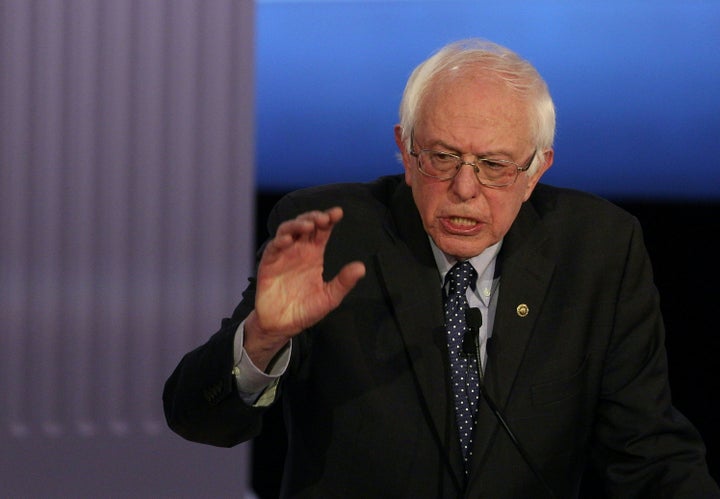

{"left": 323, "top": 206, "right": 344, "bottom": 225}
{"left": 263, "top": 232, "right": 296, "bottom": 255}
{"left": 273, "top": 219, "right": 314, "bottom": 246}
{"left": 294, "top": 208, "right": 343, "bottom": 235}
{"left": 275, "top": 207, "right": 344, "bottom": 245}
{"left": 276, "top": 208, "right": 337, "bottom": 237}
{"left": 325, "top": 261, "right": 366, "bottom": 306}
{"left": 270, "top": 219, "right": 321, "bottom": 253}
{"left": 306, "top": 207, "right": 344, "bottom": 246}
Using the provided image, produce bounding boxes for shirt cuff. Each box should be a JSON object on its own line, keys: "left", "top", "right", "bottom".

{"left": 232, "top": 319, "right": 291, "bottom": 405}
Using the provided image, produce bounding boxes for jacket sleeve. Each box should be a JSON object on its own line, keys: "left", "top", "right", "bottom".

{"left": 162, "top": 280, "right": 274, "bottom": 447}
{"left": 592, "top": 217, "right": 719, "bottom": 497}
{"left": 162, "top": 194, "right": 303, "bottom": 447}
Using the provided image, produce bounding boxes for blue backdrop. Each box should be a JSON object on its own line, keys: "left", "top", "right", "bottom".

{"left": 256, "top": 1, "right": 720, "bottom": 200}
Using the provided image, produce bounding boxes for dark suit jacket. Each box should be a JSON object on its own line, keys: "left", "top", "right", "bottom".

{"left": 164, "top": 175, "right": 718, "bottom": 498}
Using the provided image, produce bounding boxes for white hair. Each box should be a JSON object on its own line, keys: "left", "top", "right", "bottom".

{"left": 398, "top": 39, "right": 556, "bottom": 175}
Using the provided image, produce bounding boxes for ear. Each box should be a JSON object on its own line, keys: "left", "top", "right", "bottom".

{"left": 394, "top": 125, "right": 414, "bottom": 185}
{"left": 522, "top": 148, "right": 554, "bottom": 202}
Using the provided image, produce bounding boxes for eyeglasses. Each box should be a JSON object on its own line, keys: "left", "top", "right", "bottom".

{"left": 410, "top": 135, "right": 536, "bottom": 189}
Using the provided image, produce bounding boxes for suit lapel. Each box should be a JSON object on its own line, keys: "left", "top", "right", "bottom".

{"left": 469, "top": 196, "right": 556, "bottom": 482}
{"left": 374, "top": 183, "right": 465, "bottom": 489}
{"left": 375, "top": 183, "right": 557, "bottom": 489}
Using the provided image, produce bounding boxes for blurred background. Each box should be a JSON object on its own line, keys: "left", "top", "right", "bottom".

{"left": 2, "top": 1, "right": 718, "bottom": 497}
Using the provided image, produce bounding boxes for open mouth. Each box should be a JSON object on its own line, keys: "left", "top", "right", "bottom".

{"left": 448, "top": 216, "right": 477, "bottom": 227}
{"left": 442, "top": 216, "right": 482, "bottom": 233}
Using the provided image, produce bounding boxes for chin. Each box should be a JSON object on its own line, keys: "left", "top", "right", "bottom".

{"left": 437, "top": 242, "right": 480, "bottom": 261}
{"left": 434, "top": 232, "right": 496, "bottom": 260}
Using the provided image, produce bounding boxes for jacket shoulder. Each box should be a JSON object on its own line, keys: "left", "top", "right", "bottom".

{"left": 531, "top": 184, "right": 633, "bottom": 220}
{"left": 269, "top": 175, "right": 404, "bottom": 226}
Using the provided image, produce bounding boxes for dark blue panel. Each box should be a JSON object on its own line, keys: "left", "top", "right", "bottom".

{"left": 256, "top": 1, "right": 720, "bottom": 199}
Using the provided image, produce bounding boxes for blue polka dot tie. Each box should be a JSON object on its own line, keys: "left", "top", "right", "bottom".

{"left": 444, "top": 261, "right": 479, "bottom": 471}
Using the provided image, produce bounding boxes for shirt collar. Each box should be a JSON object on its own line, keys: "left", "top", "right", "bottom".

{"left": 429, "top": 237, "right": 503, "bottom": 288}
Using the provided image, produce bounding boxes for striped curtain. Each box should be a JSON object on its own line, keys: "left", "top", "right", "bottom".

{"left": 0, "top": 0, "right": 255, "bottom": 489}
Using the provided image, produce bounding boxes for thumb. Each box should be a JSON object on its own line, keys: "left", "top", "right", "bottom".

{"left": 325, "top": 261, "right": 366, "bottom": 306}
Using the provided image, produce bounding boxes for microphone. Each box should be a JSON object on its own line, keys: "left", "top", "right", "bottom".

{"left": 477, "top": 375, "right": 556, "bottom": 497}
{"left": 462, "top": 307, "right": 556, "bottom": 499}
{"left": 461, "top": 307, "right": 557, "bottom": 498}
{"left": 462, "top": 308, "right": 482, "bottom": 356}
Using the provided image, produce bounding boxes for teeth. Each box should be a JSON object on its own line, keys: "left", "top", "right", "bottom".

{"left": 449, "top": 217, "right": 476, "bottom": 226}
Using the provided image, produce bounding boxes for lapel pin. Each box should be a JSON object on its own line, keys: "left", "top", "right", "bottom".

{"left": 516, "top": 304, "right": 529, "bottom": 317}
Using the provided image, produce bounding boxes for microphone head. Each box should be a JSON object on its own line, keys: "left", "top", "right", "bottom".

{"left": 462, "top": 332, "right": 476, "bottom": 356}
{"left": 467, "top": 307, "right": 482, "bottom": 330}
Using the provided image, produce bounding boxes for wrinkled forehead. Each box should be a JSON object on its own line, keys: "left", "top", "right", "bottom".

{"left": 416, "top": 70, "right": 535, "bottom": 143}
{"left": 423, "top": 64, "right": 531, "bottom": 113}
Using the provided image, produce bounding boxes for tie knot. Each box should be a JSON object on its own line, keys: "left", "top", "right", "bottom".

{"left": 445, "top": 261, "right": 477, "bottom": 297}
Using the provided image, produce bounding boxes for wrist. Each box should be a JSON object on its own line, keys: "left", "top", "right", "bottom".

{"left": 243, "top": 311, "right": 291, "bottom": 372}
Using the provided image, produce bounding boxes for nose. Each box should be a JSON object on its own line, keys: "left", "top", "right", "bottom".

{"left": 450, "top": 161, "right": 481, "bottom": 200}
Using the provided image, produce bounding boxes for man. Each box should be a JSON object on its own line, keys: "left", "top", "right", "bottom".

{"left": 163, "top": 39, "right": 718, "bottom": 497}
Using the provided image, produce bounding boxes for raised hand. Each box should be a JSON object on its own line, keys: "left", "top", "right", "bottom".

{"left": 243, "top": 207, "right": 366, "bottom": 370}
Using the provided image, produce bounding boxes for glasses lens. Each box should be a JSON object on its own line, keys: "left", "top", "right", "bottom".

{"left": 476, "top": 159, "right": 517, "bottom": 186}
{"left": 415, "top": 145, "right": 539, "bottom": 188}
{"left": 420, "top": 151, "right": 458, "bottom": 178}
{"left": 419, "top": 150, "right": 517, "bottom": 186}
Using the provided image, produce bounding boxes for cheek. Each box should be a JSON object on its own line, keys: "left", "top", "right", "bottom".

{"left": 487, "top": 192, "right": 524, "bottom": 231}
{"left": 410, "top": 181, "right": 442, "bottom": 226}
{"left": 520, "top": 173, "right": 541, "bottom": 202}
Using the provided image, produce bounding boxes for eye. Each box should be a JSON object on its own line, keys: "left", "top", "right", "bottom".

{"left": 481, "top": 159, "right": 511, "bottom": 170}
{"left": 430, "top": 151, "right": 458, "bottom": 163}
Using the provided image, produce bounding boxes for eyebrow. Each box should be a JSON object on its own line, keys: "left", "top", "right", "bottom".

{"left": 427, "top": 139, "right": 516, "bottom": 160}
